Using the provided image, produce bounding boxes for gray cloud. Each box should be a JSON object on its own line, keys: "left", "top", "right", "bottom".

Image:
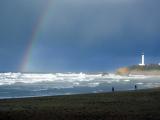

{"left": 0, "top": 0, "right": 160, "bottom": 72}
{"left": 41, "top": 0, "right": 160, "bottom": 44}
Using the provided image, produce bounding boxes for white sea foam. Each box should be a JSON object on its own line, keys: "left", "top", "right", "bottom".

{"left": 88, "top": 82, "right": 100, "bottom": 87}
{"left": 123, "top": 80, "right": 130, "bottom": 82}
{"left": 0, "top": 73, "right": 160, "bottom": 99}
{"left": 0, "top": 73, "right": 159, "bottom": 88}
{"left": 136, "top": 82, "right": 144, "bottom": 85}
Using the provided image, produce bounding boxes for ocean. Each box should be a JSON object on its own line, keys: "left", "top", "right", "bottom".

{"left": 0, "top": 72, "right": 160, "bottom": 99}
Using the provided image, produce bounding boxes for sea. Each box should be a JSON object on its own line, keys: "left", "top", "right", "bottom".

{"left": 0, "top": 72, "right": 160, "bottom": 99}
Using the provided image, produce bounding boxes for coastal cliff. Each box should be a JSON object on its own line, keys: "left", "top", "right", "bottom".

{"left": 116, "top": 64, "right": 160, "bottom": 75}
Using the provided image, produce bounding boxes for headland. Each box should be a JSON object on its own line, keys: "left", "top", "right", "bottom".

{"left": 116, "top": 64, "right": 160, "bottom": 76}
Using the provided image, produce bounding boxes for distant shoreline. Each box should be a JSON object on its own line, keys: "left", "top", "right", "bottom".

{"left": 116, "top": 64, "right": 160, "bottom": 76}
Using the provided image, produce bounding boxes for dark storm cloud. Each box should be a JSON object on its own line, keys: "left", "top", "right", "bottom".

{"left": 0, "top": 0, "right": 160, "bottom": 72}
{"left": 44, "top": 0, "right": 160, "bottom": 51}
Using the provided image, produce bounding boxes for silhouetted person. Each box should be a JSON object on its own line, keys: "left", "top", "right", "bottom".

{"left": 135, "top": 85, "right": 137, "bottom": 90}
{"left": 112, "top": 87, "right": 115, "bottom": 92}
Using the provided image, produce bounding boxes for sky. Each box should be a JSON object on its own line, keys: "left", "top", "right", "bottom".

{"left": 0, "top": 0, "right": 160, "bottom": 72}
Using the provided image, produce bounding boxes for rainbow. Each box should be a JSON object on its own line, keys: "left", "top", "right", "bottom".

{"left": 20, "top": 0, "right": 52, "bottom": 72}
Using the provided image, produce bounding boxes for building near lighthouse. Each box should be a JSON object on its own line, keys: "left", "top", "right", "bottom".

{"left": 139, "top": 53, "right": 145, "bottom": 66}
{"left": 117, "top": 53, "right": 160, "bottom": 75}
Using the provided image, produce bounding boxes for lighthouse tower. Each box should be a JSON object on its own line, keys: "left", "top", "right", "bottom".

{"left": 139, "top": 53, "right": 145, "bottom": 66}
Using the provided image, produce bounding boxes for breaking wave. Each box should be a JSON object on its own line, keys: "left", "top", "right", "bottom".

{"left": 0, "top": 72, "right": 160, "bottom": 99}
{"left": 0, "top": 72, "right": 150, "bottom": 86}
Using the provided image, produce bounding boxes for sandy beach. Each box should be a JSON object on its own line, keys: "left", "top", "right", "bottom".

{"left": 0, "top": 88, "right": 160, "bottom": 120}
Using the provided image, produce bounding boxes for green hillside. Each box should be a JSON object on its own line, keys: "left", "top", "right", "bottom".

{"left": 129, "top": 64, "right": 160, "bottom": 71}
{"left": 116, "top": 64, "right": 160, "bottom": 75}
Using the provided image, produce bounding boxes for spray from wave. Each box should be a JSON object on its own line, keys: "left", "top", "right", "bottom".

{"left": 0, "top": 72, "right": 149, "bottom": 86}
{"left": 0, "top": 72, "right": 159, "bottom": 99}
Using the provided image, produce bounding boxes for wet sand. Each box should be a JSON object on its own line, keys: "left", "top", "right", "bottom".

{"left": 0, "top": 88, "right": 160, "bottom": 120}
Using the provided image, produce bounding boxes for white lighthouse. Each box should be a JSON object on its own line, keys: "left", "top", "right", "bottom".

{"left": 139, "top": 53, "right": 145, "bottom": 66}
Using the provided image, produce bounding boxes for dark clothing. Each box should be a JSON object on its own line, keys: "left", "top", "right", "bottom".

{"left": 112, "top": 87, "right": 114, "bottom": 92}
{"left": 135, "top": 85, "right": 137, "bottom": 90}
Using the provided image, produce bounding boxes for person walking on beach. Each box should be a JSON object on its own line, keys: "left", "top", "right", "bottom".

{"left": 112, "top": 87, "right": 115, "bottom": 92}
{"left": 135, "top": 85, "right": 137, "bottom": 90}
